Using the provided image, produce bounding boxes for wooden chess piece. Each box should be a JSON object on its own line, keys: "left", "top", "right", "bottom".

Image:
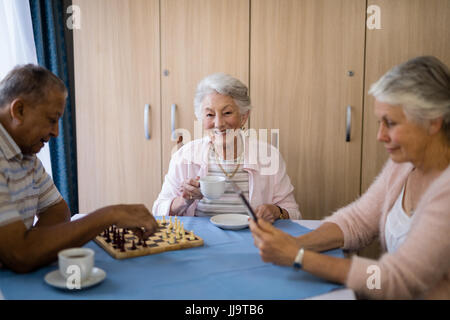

{"left": 112, "top": 230, "right": 118, "bottom": 245}
{"left": 105, "top": 232, "right": 111, "bottom": 243}
{"left": 121, "top": 231, "right": 126, "bottom": 246}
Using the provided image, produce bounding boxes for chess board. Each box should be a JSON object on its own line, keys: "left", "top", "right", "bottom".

{"left": 94, "top": 217, "right": 204, "bottom": 259}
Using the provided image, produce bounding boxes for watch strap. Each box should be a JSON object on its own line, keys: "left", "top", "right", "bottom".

{"left": 276, "top": 205, "right": 284, "bottom": 220}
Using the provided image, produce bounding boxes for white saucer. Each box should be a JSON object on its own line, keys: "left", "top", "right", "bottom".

{"left": 210, "top": 214, "right": 250, "bottom": 230}
{"left": 44, "top": 267, "right": 106, "bottom": 290}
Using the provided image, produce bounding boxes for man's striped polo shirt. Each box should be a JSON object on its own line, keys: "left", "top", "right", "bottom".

{"left": 0, "top": 123, "right": 62, "bottom": 229}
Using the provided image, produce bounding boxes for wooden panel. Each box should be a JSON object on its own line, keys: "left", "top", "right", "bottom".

{"left": 160, "top": 0, "right": 250, "bottom": 177}
{"left": 73, "top": 0, "right": 161, "bottom": 212}
{"left": 251, "top": 0, "right": 366, "bottom": 219}
{"left": 362, "top": 0, "right": 450, "bottom": 192}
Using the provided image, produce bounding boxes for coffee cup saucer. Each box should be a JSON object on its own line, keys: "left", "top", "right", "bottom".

{"left": 44, "top": 267, "right": 106, "bottom": 290}
{"left": 210, "top": 214, "right": 250, "bottom": 230}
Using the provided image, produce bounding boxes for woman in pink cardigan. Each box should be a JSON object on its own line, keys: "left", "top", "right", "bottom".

{"left": 250, "top": 56, "right": 450, "bottom": 299}
{"left": 153, "top": 73, "right": 301, "bottom": 221}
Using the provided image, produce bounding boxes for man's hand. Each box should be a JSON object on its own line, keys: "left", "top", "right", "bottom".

{"left": 112, "top": 204, "right": 159, "bottom": 239}
{"left": 0, "top": 201, "right": 159, "bottom": 273}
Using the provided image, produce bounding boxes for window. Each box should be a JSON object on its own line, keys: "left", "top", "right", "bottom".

{"left": 0, "top": 0, "right": 52, "bottom": 176}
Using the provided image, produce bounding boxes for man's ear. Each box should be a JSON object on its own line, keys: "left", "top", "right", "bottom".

{"left": 428, "top": 117, "right": 444, "bottom": 135}
{"left": 10, "top": 99, "right": 26, "bottom": 124}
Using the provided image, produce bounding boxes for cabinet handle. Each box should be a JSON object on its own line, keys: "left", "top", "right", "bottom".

{"left": 271, "top": 130, "right": 279, "bottom": 149}
{"left": 346, "top": 105, "right": 352, "bottom": 142}
{"left": 171, "top": 103, "right": 177, "bottom": 140}
{"left": 144, "top": 104, "right": 150, "bottom": 140}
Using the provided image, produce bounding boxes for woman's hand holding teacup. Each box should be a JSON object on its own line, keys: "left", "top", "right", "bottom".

{"left": 170, "top": 176, "right": 203, "bottom": 216}
{"left": 179, "top": 176, "right": 203, "bottom": 204}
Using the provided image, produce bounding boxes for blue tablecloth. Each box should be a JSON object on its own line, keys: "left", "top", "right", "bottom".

{"left": 0, "top": 217, "right": 344, "bottom": 299}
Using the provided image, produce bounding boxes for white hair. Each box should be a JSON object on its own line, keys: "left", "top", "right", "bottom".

{"left": 194, "top": 73, "right": 251, "bottom": 120}
{"left": 369, "top": 56, "right": 450, "bottom": 141}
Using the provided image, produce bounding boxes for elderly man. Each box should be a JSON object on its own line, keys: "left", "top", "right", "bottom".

{"left": 0, "top": 64, "right": 158, "bottom": 273}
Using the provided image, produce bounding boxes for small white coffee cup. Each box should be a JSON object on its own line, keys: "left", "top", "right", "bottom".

{"left": 58, "top": 248, "right": 94, "bottom": 283}
{"left": 199, "top": 176, "right": 226, "bottom": 200}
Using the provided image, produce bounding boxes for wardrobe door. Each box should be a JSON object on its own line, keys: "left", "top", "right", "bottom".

{"left": 251, "top": 0, "right": 366, "bottom": 219}
{"left": 362, "top": 0, "right": 450, "bottom": 192}
{"left": 73, "top": 0, "right": 162, "bottom": 212}
{"left": 160, "top": 0, "right": 250, "bottom": 177}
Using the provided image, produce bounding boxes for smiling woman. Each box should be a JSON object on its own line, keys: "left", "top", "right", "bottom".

{"left": 153, "top": 73, "right": 301, "bottom": 222}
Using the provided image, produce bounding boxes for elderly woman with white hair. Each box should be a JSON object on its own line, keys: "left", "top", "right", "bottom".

{"left": 249, "top": 56, "right": 450, "bottom": 299}
{"left": 152, "top": 73, "right": 301, "bottom": 221}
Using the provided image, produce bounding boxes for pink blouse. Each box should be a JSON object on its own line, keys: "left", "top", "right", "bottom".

{"left": 325, "top": 160, "right": 450, "bottom": 299}
{"left": 152, "top": 136, "right": 301, "bottom": 220}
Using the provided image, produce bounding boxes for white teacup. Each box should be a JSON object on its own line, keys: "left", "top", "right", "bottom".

{"left": 200, "top": 176, "right": 226, "bottom": 200}
{"left": 58, "top": 248, "right": 94, "bottom": 283}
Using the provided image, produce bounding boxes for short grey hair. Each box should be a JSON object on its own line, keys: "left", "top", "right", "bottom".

{"left": 369, "top": 56, "right": 450, "bottom": 142}
{"left": 0, "top": 64, "right": 67, "bottom": 108}
{"left": 194, "top": 73, "right": 251, "bottom": 120}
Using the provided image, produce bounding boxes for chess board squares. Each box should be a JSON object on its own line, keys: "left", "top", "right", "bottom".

{"left": 121, "top": 229, "right": 194, "bottom": 247}
{"left": 94, "top": 219, "right": 204, "bottom": 259}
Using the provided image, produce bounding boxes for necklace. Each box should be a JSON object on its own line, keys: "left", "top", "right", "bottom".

{"left": 212, "top": 144, "right": 243, "bottom": 179}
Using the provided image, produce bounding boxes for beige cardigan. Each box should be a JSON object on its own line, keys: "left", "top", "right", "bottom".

{"left": 324, "top": 159, "right": 450, "bottom": 299}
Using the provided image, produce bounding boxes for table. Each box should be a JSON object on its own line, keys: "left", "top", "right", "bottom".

{"left": 0, "top": 217, "right": 351, "bottom": 300}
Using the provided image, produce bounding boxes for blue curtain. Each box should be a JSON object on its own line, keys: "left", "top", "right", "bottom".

{"left": 29, "top": 0, "right": 78, "bottom": 214}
